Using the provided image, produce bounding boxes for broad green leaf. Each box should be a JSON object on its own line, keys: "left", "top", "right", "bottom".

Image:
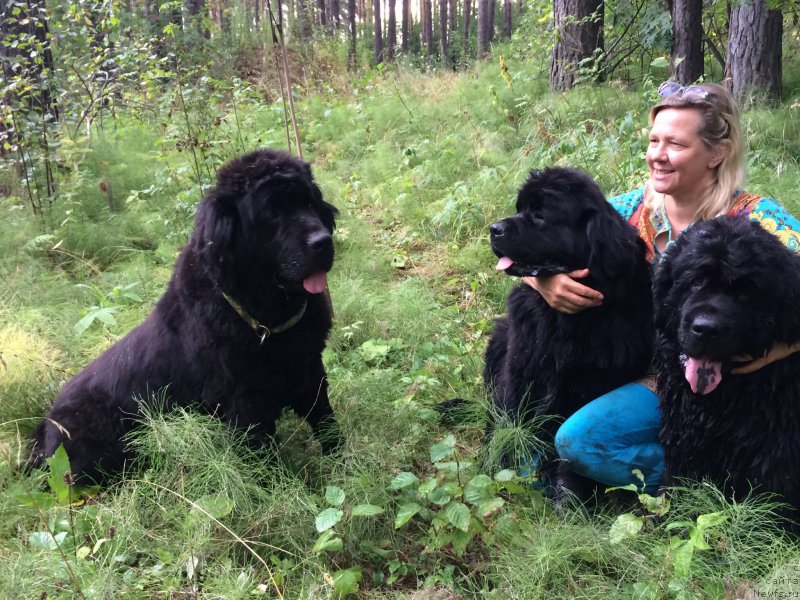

{"left": 315, "top": 508, "right": 344, "bottom": 532}
{"left": 609, "top": 513, "right": 644, "bottom": 544}
{"left": 650, "top": 56, "right": 670, "bottom": 68}
{"left": 696, "top": 511, "right": 728, "bottom": 531}
{"left": 16, "top": 492, "right": 55, "bottom": 510}
{"left": 450, "top": 528, "right": 472, "bottom": 557}
{"left": 76, "top": 546, "right": 91, "bottom": 560}
{"left": 418, "top": 478, "right": 437, "bottom": 495}
{"left": 427, "top": 486, "right": 451, "bottom": 506}
{"left": 429, "top": 434, "right": 456, "bottom": 462}
{"left": 640, "top": 493, "right": 671, "bottom": 516}
{"left": 28, "top": 531, "right": 67, "bottom": 550}
{"left": 477, "top": 497, "right": 505, "bottom": 518}
{"left": 464, "top": 474, "right": 493, "bottom": 505}
{"left": 325, "top": 486, "right": 346, "bottom": 507}
{"left": 332, "top": 566, "right": 362, "bottom": 597}
{"left": 185, "top": 492, "right": 234, "bottom": 528}
{"left": 388, "top": 472, "right": 418, "bottom": 490}
{"left": 671, "top": 539, "right": 694, "bottom": 578}
{"left": 444, "top": 502, "right": 471, "bottom": 532}
{"left": 312, "top": 530, "right": 343, "bottom": 554}
{"left": 434, "top": 460, "right": 472, "bottom": 473}
{"left": 46, "top": 444, "right": 73, "bottom": 505}
{"left": 351, "top": 504, "right": 384, "bottom": 517}
{"left": 494, "top": 469, "right": 516, "bottom": 482}
{"left": 394, "top": 502, "right": 422, "bottom": 528}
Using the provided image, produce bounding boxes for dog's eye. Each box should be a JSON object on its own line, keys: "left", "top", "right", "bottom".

{"left": 530, "top": 213, "right": 545, "bottom": 225}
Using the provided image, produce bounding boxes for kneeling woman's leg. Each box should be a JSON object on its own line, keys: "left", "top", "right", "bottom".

{"left": 554, "top": 383, "right": 663, "bottom": 490}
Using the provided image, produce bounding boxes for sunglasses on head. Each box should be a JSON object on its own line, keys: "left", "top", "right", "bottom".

{"left": 658, "top": 81, "right": 710, "bottom": 101}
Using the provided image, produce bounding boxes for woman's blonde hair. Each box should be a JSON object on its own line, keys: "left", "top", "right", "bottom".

{"left": 647, "top": 82, "right": 745, "bottom": 220}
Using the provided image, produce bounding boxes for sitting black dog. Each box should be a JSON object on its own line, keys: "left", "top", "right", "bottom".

{"left": 485, "top": 167, "right": 653, "bottom": 494}
{"left": 31, "top": 149, "right": 340, "bottom": 483}
{"left": 655, "top": 215, "right": 800, "bottom": 521}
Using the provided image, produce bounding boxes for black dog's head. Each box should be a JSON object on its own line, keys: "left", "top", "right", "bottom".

{"left": 490, "top": 167, "right": 643, "bottom": 283}
{"left": 193, "top": 149, "right": 338, "bottom": 294}
{"left": 654, "top": 216, "right": 800, "bottom": 394}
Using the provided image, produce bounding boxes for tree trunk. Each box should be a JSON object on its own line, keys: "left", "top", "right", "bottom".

{"left": 424, "top": 0, "right": 433, "bottom": 55}
{"left": 671, "top": 0, "right": 703, "bottom": 83}
{"left": 439, "top": 0, "right": 449, "bottom": 64}
{"left": 477, "top": 0, "right": 490, "bottom": 57}
{"left": 726, "top": 0, "right": 782, "bottom": 104}
{"left": 318, "top": 0, "right": 327, "bottom": 28}
{"left": 401, "top": 0, "right": 410, "bottom": 51}
{"left": 373, "top": 0, "right": 383, "bottom": 63}
{"left": 387, "top": 0, "right": 396, "bottom": 58}
{"left": 488, "top": 0, "right": 496, "bottom": 41}
{"left": 449, "top": 0, "right": 456, "bottom": 31}
{"left": 503, "top": 0, "right": 511, "bottom": 37}
{"left": 348, "top": 0, "right": 357, "bottom": 68}
{"left": 549, "top": 0, "right": 604, "bottom": 91}
{"left": 463, "top": 0, "right": 472, "bottom": 55}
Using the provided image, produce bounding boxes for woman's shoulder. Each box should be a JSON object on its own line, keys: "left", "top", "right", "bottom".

{"left": 731, "top": 192, "right": 800, "bottom": 252}
{"left": 608, "top": 187, "right": 646, "bottom": 221}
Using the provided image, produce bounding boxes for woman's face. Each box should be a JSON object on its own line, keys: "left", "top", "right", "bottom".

{"left": 646, "top": 108, "right": 724, "bottom": 202}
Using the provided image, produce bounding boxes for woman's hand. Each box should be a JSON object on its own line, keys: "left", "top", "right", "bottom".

{"left": 731, "top": 342, "right": 800, "bottom": 375}
{"left": 522, "top": 269, "right": 604, "bottom": 314}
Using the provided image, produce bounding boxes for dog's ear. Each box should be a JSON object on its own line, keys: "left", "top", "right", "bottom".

{"left": 193, "top": 190, "right": 238, "bottom": 284}
{"left": 585, "top": 205, "right": 640, "bottom": 282}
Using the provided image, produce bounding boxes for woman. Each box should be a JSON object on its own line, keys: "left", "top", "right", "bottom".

{"left": 525, "top": 82, "right": 800, "bottom": 490}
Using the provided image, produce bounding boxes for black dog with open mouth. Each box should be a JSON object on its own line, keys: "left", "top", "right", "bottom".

{"left": 656, "top": 215, "right": 800, "bottom": 520}
{"left": 484, "top": 167, "right": 653, "bottom": 495}
{"left": 31, "top": 149, "right": 340, "bottom": 483}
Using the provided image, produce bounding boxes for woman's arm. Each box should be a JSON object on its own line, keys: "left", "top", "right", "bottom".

{"left": 523, "top": 269, "right": 604, "bottom": 314}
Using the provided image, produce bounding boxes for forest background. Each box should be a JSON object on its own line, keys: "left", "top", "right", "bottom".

{"left": 2, "top": 0, "right": 800, "bottom": 597}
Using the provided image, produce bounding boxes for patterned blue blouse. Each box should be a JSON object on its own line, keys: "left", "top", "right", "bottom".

{"left": 609, "top": 186, "right": 800, "bottom": 260}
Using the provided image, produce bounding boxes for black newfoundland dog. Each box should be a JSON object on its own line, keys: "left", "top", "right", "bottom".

{"left": 485, "top": 167, "right": 653, "bottom": 490}
{"left": 655, "top": 215, "right": 800, "bottom": 515}
{"left": 31, "top": 149, "right": 339, "bottom": 483}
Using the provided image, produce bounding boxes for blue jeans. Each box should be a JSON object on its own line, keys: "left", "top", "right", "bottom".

{"left": 554, "top": 383, "right": 664, "bottom": 491}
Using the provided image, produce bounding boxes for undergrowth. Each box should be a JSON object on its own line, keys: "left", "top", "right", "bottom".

{"left": 1, "top": 54, "right": 800, "bottom": 598}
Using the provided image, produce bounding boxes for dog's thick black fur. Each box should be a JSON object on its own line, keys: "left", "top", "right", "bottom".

{"left": 486, "top": 167, "right": 653, "bottom": 494}
{"left": 31, "top": 149, "right": 339, "bottom": 483}
{"left": 655, "top": 216, "right": 800, "bottom": 519}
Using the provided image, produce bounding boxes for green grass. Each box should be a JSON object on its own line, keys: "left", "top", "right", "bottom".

{"left": 2, "top": 55, "right": 800, "bottom": 598}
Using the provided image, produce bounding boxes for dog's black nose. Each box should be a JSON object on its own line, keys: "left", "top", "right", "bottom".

{"left": 690, "top": 315, "right": 724, "bottom": 339}
{"left": 490, "top": 222, "right": 506, "bottom": 237}
{"left": 308, "top": 230, "right": 333, "bottom": 251}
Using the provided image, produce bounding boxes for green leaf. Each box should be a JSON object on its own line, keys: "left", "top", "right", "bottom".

{"left": 444, "top": 502, "right": 471, "bottom": 532}
{"left": 450, "top": 528, "right": 472, "bottom": 557}
{"left": 427, "top": 486, "right": 452, "bottom": 506}
{"left": 640, "top": 492, "right": 671, "bottom": 517}
{"left": 351, "top": 504, "right": 384, "bottom": 517}
{"left": 464, "top": 474, "right": 493, "bottom": 505}
{"left": 609, "top": 513, "right": 644, "bottom": 544}
{"left": 650, "top": 56, "right": 670, "bottom": 69}
{"left": 16, "top": 492, "right": 55, "bottom": 510}
{"left": 46, "top": 444, "right": 73, "bottom": 505}
{"left": 696, "top": 511, "right": 728, "bottom": 531}
{"left": 429, "top": 434, "right": 456, "bottom": 462}
{"left": 418, "top": 478, "right": 437, "bottom": 495}
{"left": 672, "top": 539, "right": 694, "bottom": 578}
{"left": 325, "top": 486, "right": 346, "bottom": 507}
{"left": 477, "top": 497, "right": 505, "bottom": 518}
{"left": 494, "top": 469, "right": 516, "bottom": 482}
{"left": 332, "top": 566, "right": 362, "bottom": 597}
{"left": 28, "top": 531, "right": 67, "bottom": 550}
{"left": 388, "top": 472, "right": 419, "bottom": 490}
{"left": 315, "top": 508, "right": 344, "bottom": 532}
{"left": 394, "top": 502, "right": 422, "bottom": 528}
{"left": 312, "top": 530, "right": 343, "bottom": 554}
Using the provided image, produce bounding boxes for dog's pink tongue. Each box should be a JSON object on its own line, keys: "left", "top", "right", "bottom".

{"left": 303, "top": 272, "right": 328, "bottom": 294}
{"left": 684, "top": 356, "right": 723, "bottom": 395}
{"left": 496, "top": 257, "right": 514, "bottom": 271}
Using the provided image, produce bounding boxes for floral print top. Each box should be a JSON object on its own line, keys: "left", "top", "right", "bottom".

{"left": 609, "top": 185, "right": 800, "bottom": 262}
